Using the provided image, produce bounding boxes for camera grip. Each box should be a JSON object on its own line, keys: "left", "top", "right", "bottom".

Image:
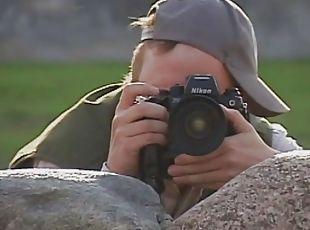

{"left": 139, "top": 144, "right": 165, "bottom": 194}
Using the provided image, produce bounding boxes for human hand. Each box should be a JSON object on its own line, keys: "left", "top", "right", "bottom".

{"left": 167, "top": 106, "right": 278, "bottom": 190}
{"left": 107, "top": 83, "right": 169, "bottom": 177}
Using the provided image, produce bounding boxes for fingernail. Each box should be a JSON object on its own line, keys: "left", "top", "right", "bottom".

{"left": 167, "top": 166, "right": 174, "bottom": 175}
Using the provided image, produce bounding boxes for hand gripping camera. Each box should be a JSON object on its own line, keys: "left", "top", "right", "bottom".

{"left": 140, "top": 74, "right": 248, "bottom": 193}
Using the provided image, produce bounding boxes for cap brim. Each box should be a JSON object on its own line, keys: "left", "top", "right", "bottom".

{"left": 234, "top": 72, "right": 290, "bottom": 117}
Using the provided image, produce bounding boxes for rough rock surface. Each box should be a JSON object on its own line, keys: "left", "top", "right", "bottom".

{"left": 171, "top": 150, "right": 310, "bottom": 230}
{"left": 0, "top": 150, "right": 309, "bottom": 230}
{"left": 0, "top": 169, "right": 172, "bottom": 230}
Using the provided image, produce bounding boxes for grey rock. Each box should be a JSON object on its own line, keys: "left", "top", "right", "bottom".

{"left": 0, "top": 169, "right": 172, "bottom": 230}
{"left": 171, "top": 150, "right": 310, "bottom": 230}
{"left": 1, "top": 150, "right": 309, "bottom": 230}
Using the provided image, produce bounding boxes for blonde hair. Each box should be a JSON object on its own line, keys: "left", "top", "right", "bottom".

{"left": 123, "top": 12, "right": 177, "bottom": 83}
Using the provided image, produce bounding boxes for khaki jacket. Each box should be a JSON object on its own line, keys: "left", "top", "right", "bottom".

{"left": 10, "top": 83, "right": 123, "bottom": 169}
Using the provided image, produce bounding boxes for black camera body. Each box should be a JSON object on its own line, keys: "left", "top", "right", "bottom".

{"left": 140, "top": 74, "right": 248, "bottom": 192}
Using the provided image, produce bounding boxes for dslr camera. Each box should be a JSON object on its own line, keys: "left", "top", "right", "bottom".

{"left": 140, "top": 74, "right": 248, "bottom": 193}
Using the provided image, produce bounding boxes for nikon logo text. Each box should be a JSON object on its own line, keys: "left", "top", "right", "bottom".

{"left": 191, "top": 88, "right": 212, "bottom": 94}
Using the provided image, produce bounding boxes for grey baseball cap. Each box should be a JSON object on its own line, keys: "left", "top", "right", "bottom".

{"left": 140, "top": 0, "right": 290, "bottom": 117}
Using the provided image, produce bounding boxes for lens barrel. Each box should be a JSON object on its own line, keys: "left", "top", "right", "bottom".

{"left": 168, "top": 95, "right": 227, "bottom": 156}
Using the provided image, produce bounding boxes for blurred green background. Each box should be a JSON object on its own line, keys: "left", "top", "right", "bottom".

{"left": 0, "top": 59, "right": 309, "bottom": 169}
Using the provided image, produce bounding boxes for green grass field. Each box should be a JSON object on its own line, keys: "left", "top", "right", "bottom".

{"left": 0, "top": 60, "right": 309, "bottom": 169}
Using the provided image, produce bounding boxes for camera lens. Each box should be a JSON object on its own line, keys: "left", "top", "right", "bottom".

{"left": 185, "top": 111, "right": 210, "bottom": 139}
{"left": 168, "top": 96, "right": 227, "bottom": 156}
